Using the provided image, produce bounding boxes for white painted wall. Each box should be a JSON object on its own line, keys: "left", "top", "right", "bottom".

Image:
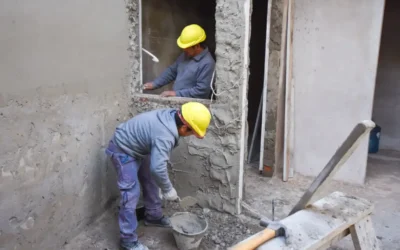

{"left": 291, "top": 0, "right": 385, "bottom": 184}
{"left": 372, "top": 0, "right": 400, "bottom": 151}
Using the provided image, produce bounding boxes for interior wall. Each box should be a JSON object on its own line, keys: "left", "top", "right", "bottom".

{"left": 0, "top": 0, "right": 132, "bottom": 249}
{"left": 141, "top": 0, "right": 216, "bottom": 95}
{"left": 291, "top": 0, "right": 385, "bottom": 184}
{"left": 372, "top": 0, "right": 400, "bottom": 151}
{"left": 130, "top": 0, "right": 251, "bottom": 214}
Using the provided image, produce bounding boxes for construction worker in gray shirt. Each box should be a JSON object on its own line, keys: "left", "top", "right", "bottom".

{"left": 144, "top": 24, "right": 215, "bottom": 99}
{"left": 105, "top": 102, "right": 212, "bottom": 250}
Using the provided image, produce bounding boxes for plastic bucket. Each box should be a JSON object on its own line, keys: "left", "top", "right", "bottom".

{"left": 170, "top": 212, "right": 208, "bottom": 250}
{"left": 369, "top": 125, "right": 381, "bottom": 154}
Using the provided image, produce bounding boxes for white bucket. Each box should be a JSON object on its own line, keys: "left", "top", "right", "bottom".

{"left": 170, "top": 212, "right": 208, "bottom": 250}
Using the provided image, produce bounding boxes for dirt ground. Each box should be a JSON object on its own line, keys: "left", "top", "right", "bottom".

{"left": 64, "top": 151, "right": 400, "bottom": 249}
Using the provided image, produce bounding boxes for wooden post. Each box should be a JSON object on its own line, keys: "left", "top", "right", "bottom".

{"left": 350, "top": 215, "right": 381, "bottom": 250}
{"left": 283, "top": 0, "right": 295, "bottom": 181}
{"left": 274, "top": 0, "right": 289, "bottom": 175}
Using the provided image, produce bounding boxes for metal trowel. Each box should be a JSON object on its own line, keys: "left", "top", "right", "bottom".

{"left": 159, "top": 189, "right": 198, "bottom": 210}
{"left": 178, "top": 196, "right": 198, "bottom": 210}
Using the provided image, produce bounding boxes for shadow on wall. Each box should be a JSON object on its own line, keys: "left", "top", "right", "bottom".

{"left": 141, "top": 0, "right": 216, "bottom": 95}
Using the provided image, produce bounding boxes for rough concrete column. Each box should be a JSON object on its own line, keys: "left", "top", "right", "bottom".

{"left": 126, "top": 0, "right": 142, "bottom": 94}
{"left": 263, "top": 0, "right": 284, "bottom": 172}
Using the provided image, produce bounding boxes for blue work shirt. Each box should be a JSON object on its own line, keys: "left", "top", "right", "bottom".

{"left": 152, "top": 47, "right": 215, "bottom": 99}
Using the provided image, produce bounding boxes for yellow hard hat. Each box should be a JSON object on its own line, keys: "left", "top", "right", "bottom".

{"left": 177, "top": 24, "right": 206, "bottom": 49}
{"left": 181, "top": 102, "right": 211, "bottom": 138}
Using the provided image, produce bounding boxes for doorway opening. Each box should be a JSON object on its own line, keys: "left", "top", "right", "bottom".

{"left": 140, "top": 0, "right": 216, "bottom": 96}
{"left": 367, "top": 0, "right": 400, "bottom": 181}
{"left": 247, "top": 0, "right": 269, "bottom": 167}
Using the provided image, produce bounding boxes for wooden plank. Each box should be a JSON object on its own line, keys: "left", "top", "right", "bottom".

{"left": 274, "top": 0, "right": 288, "bottom": 174}
{"left": 283, "top": 0, "right": 295, "bottom": 181}
{"left": 247, "top": 96, "right": 262, "bottom": 163}
{"left": 289, "top": 120, "right": 375, "bottom": 215}
{"left": 258, "top": 0, "right": 273, "bottom": 173}
{"left": 320, "top": 229, "right": 350, "bottom": 249}
{"left": 232, "top": 192, "right": 374, "bottom": 250}
{"left": 350, "top": 215, "right": 381, "bottom": 250}
{"left": 138, "top": 0, "right": 143, "bottom": 90}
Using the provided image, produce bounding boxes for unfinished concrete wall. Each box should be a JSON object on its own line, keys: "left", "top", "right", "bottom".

{"left": 0, "top": 0, "right": 131, "bottom": 249}
{"left": 372, "top": 0, "right": 400, "bottom": 151}
{"left": 141, "top": 0, "right": 216, "bottom": 95}
{"left": 129, "top": 0, "right": 251, "bottom": 214}
{"left": 291, "top": 0, "right": 384, "bottom": 184}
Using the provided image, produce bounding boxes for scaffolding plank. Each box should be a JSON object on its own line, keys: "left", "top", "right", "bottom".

{"left": 232, "top": 192, "right": 375, "bottom": 250}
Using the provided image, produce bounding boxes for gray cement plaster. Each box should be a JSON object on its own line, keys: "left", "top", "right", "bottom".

{"left": 0, "top": 0, "right": 132, "bottom": 249}
{"left": 131, "top": 95, "right": 240, "bottom": 214}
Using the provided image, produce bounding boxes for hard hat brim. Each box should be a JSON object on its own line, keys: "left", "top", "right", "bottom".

{"left": 177, "top": 35, "right": 207, "bottom": 49}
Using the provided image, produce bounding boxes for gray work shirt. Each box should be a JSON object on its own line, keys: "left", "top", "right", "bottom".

{"left": 113, "top": 108, "right": 180, "bottom": 192}
{"left": 153, "top": 47, "right": 215, "bottom": 99}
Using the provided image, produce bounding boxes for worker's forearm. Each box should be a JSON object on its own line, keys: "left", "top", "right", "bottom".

{"left": 153, "top": 57, "right": 181, "bottom": 88}
{"left": 153, "top": 72, "right": 174, "bottom": 88}
{"left": 176, "top": 86, "right": 209, "bottom": 98}
{"left": 150, "top": 139, "right": 175, "bottom": 192}
{"left": 151, "top": 166, "right": 173, "bottom": 192}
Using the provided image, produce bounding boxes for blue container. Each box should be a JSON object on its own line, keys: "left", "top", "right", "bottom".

{"left": 368, "top": 124, "right": 381, "bottom": 154}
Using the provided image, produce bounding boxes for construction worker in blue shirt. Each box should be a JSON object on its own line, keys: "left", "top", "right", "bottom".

{"left": 105, "top": 102, "right": 212, "bottom": 250}
{"left": 143, "top": 24, "right": 215, "bottom": 99}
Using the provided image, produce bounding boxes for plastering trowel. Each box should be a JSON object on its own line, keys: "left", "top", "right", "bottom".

{"left": 158, "top": 188, "right": 198, "bottom": 210}
{"left": 178, "top": 196, "right": 198, "bottom": 210}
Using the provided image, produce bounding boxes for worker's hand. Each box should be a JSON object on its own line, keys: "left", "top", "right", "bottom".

{"left": 160, "top": 91, "right": 176, "bottom": 97}
{"left": 143, "top": 82, "right": 154, "bottom": 90}
{"left": 162, "top": 187, "right": 179, "bottom": 201}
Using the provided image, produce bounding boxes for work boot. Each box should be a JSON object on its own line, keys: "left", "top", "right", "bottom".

{"left": 120, "top": 241, "right": 149, "bottom": 250}
{"left": 144, "top": 215, "right": 172, "bottom": 228}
